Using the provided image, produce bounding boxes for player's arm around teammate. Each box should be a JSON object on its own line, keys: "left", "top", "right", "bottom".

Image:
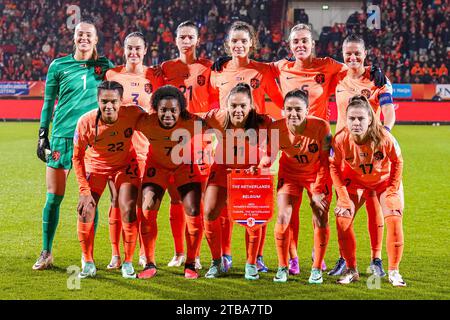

{"left": 209, "top": 21, "right": 283, "bottom": 273}
{"left": 201, "top": 83, "right": 273, "bottom": 280}
{"left": 210, "top": 21, "right": 284, "bottom": 114}
{"left": 328, "top": 34, "right": 397, "bottom": 277}
{"left": 73, "top": 81, "right": 145, "bottom": 279}
{"left": 135, "top": 86, "right": 204, "bottom": 280}
{"left": 336, "top": 34, "right": 395, "bottom": 132}
{"left": 329, "top": 96, "right": 406, "bottom": 287}
{"left": 161, "top": 21, "right": 218, "bottom": 269}
{"left": 33, "top": 21, "right": 113, "bottom": 270}
{"left": 271, "top": 89, "right": 332, "bottom": 284}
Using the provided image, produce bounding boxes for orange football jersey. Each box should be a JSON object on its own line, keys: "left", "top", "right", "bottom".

{"left": 73, "top": 105, "right": 145, "bottom": 195}
{"left": 162, "top": 58, "right": 219, "bottom": 113}
{"left": 105, "top": 65, "right": 164, "bottom": 161}
{"left": 330, "top": 128, "right": 403, "bottom": 206}
{"left": 272, "top": 57, "right": 345, "bottom": 121}
{"left": 136, "top": 113, "right": 204, "bottom": 170}
{"left": 271, "top": 116, "right": 331, "bottom": 193}
{"left": 202, "top": 108, "right": 273, "bottom": 169}
{"left": 335, "top": 67, "right": 393, "bottom": 132}
{"left": 210, "top": 60, "right": 284, "bottom": 114}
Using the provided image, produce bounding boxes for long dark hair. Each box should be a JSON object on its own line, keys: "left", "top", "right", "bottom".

{"left": 226, "top": 83, "right": 265, "bottom": 130}
{"left": 284, "top": 89, "right": 309, "bottom": 106}
{"left": 224, "top": 21, "right": 259, "bottom": 55}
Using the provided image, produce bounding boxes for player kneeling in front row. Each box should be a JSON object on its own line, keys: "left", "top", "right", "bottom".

{"left": 137, "top": 85, "right": 204, "bottom": 280}
{"left": 330, "top": 95, "right": 406, "bottom": 287}
{"left": 73, "top": 81, "right": 145, "bottom": 279}
{"left": 271, "top": 89, "right": 332, "bottom": 284}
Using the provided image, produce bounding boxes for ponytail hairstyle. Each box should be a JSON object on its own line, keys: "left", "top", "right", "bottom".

{"left": 124, "top": 31, "right": 148, "bottom": 48}
{"left": 226, "top": 83, "right": 265, "bottom": 130}
{"left": 95, "top": 81, "right": 124, "bottom": 143}
{"left": 346, "top": 95, "right": 385, "bottom": 148}
{"left": 73, "top": 19, "right": 99, "bottom": 60}
{"left": 343, "top": 33, "right": 366, "bottom": 49}
{"left": 288, "top": 23, "right": 315, "bottom": 56}
{"left": 224, "top": 21, "right": 259, "bottom": 56}
{"left": 176, "top": 20, "right": 199, "bottom": 37}
{"left": 284, "top": 89, "right": 309, "bottom": 107}
{"left": 151, "top": 85, "right": 191, "bottom": 120}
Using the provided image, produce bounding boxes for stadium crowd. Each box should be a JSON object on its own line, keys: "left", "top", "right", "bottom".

{"left": 315, "top": 0, "right": 449, "bottom": 84}
{"left": 0, "top": 0, "right": 448, "bottom": 84}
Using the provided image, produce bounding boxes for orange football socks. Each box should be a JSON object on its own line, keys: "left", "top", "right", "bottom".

{"left": 108, "top": 206, "right": 121, "bottom": 257}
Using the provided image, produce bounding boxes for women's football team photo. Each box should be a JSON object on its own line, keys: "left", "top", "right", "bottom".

{"left": 33, "top": 18, "right": 406, "bottom": 287}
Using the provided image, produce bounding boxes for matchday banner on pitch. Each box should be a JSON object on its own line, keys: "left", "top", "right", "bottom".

{"left": 227, "top": 170, "right": 274, "bottom": 231}
{"left": 0, "top": 81, "right": 45, "bottom": 96}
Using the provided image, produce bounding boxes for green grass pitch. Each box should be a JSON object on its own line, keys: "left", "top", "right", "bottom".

{"left": 0, "top": 122, "right": 449, "bottom": 300}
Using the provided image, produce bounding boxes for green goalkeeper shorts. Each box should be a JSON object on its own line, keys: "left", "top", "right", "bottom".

{"left": 47, "top": 137, "right": 73, "bottom": 170}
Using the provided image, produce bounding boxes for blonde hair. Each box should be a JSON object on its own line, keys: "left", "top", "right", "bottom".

{"left": 288, "top": 23, "right": 312, "bottom": 42}
{"left": 224, "top": 21, "right": 259, "bottom": 55}
{"left": 346, "top": 95, "right": 385, "bottom": 148}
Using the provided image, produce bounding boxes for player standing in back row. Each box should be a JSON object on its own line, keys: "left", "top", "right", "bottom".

{"left": 209, "top": 21, "right": 284, "bottom": 273}
{"left": 33, "top": 20, "right": 113, "bottom": 270}
{"left": 161, "top": 21, "right": 219, "bottom": 269}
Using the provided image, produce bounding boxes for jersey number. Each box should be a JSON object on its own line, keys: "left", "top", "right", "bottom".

{"left": 300, "top": 84, "right": 309, "bottom": 97}
{"left": 359, "top": 163, "right": 373, "bottom": 174}
{"left": 131, "top": 93, "right": 139, "bottom": 105}
{"left": 81, "top": 74, "right": 87, "bottom": 90}
{"left": 294, "top": 154, "right": 309, "bottom": 164}
{"left": 107, "top": 142, "right": 124, "bottom": 152}
{"left": 126, "top": 164, "right": 139, "bottom": 178}
{"left": 179, "top": 85, "right": 193, "bottom": 101}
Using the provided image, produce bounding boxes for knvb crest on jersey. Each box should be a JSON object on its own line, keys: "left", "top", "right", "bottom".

{"left": 94, "top": 65, "right": 102, "bottom": 75}
{"left": 197, "top": 75, "right": 206, "bottom": 86}
{"left": 250, "top": 78, "right": 260, "bottom": 89}
{"left": 144, "top": 83, "right": 153, "bottom": 94}
{"left": 374, "top": 151, "right": 384, "bottom": 161}
{"left": 124, "top": 128, "right": 133, "bottom": 138}
{"left": 315, "top": 73, "right": 325, "bottom": 84}
{"left": 308, "top": 143, "right": 319, "bottom": 153}
{"left": 361, "top": 89, "right": 371, "bottom": 98}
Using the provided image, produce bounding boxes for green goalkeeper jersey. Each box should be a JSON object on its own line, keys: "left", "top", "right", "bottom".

{"left": 39, "top": 54, "right": 114, "bottom": 138}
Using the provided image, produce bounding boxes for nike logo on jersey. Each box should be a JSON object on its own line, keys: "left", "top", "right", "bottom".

{"left": 221, "top": 82, "right": 229, "bottom": 85}
{"left": 336, "top": 89, "right": 345, "bottom": 93}
{"left": 188, "top": 174, "right": 196, "bottom": 179}
{"left": 63, "top": 71, "right": 70, "bottom": 74}
{"left": 286, "top": 76, "right": 296, "bottom": 80}
{"left": 345, "top": 157, "right": 354, "bottom": 161}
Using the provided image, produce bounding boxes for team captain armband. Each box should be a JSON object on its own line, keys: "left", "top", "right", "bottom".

{"left": 379, "top": 92, "right": 393, "bottom": 106}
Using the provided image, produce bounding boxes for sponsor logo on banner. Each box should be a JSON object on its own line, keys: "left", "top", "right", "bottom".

{"left": 392, "top": 84, "right": 412, "bottom": 98}
{"left": 0, "top": 82, "right": 30, "bottom": 95}
{"left": 436, "top": 85, "right": 450, "bottom": 99}
{"left": 227, "top": 170, "right": 274, "bottom": 231}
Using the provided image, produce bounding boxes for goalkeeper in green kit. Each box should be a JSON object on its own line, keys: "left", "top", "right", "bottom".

{"left": 33, "top": 20, "right": 114, "bottom": 270}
